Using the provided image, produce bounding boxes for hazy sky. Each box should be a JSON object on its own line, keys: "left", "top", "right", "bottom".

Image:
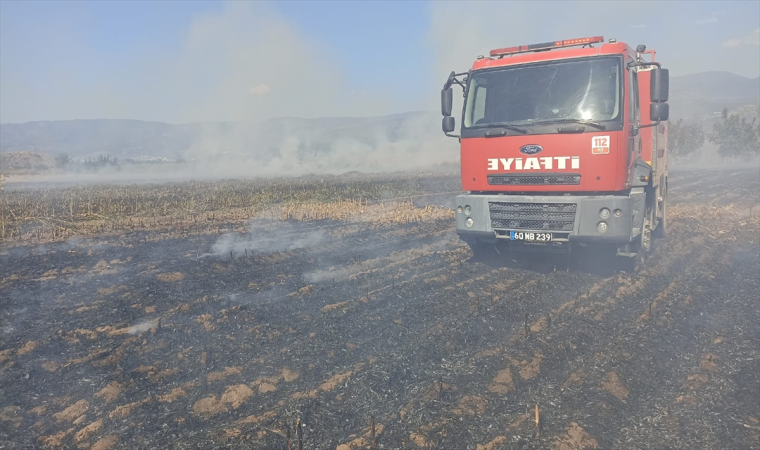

{"left": 1, "top": 0, "right": 758, "bottom": 124}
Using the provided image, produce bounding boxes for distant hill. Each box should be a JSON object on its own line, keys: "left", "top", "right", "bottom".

{"left": 669, "top": 71, "right": 759, "bottom": 121}
{"left": 0, "top": 112, "right": 440, "bottom": 161}
{"left": 0, "top": 71, "right": 757, "bottom": 163}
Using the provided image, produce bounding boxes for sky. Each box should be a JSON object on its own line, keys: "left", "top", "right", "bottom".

{"left": 0, "top": 0, "right": 758, "bottom": 124}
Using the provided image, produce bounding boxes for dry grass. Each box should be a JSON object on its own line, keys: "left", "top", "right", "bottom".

{"left": 0, "top": 173, "right": 459, "bottom": 242}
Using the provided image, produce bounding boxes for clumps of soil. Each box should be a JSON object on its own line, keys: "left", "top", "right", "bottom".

{"left": 36, "top": 269, "right": 58, "bottom": 281}
{"left": 452, "top": 395, "right": 487, "bottom": 416}
{"left": 554, "top": 422, "right": 599, "bottom": 450}
{"left": 676, "top": 394, "right": 698, "bottom": 406}
{"left": 196, "top": 314, "right": 217, "bottom": 332}
{"left": 337, "top": 423, "right": 385, "bottom": 449}
{"left": 409, "top": 432, "right": 429, "bottom": 448}
{"left": 220, "top": 384, "right": 254, "bottom": 409}
{"left": 477, "top": 435, "right": 507, "bottom": 450}
{"left": 508, "top": 413, "right": 530, "bottom": 431}
{"left": 254, "top": 376, "right": 279, "bottom": 394}
{"left": 562, "top": 369, "right": 585, "bottom": 388}
{"left": 156, "top": 272, "right": 185, "bottom": 282}
{"left": 700, "top": 353, "right": 720, "bottom": 371}
{"left": 157, "top": 387, "right": 187, "bottom": 403}
{"left": 39, "top": 429, "right": 73, "bottom": 447}
{"left": 207, "top": 366, "right": 242, "bottom": 383}
{"left": 281, "top": 368, "right": 299, "bottom": 382}
{"left": 193, "top": 396, "right": 227, "bottom": 417}
{"left": 97, "top": 285, "right": 127, "bottom": 296}
{"left": 321, "top": 301, "right": 348, "bottom": 312}
{"left": 29, "top": 405, "right": 47, "bottom": 415}
{"left": 683, "top": 373, "right": 709, "bottom": 390}
{"left": 95, "top": 381, "right": 122, "bottom": 403}
{"left": 16, "top": 340, "right": 37, "bottom": 356}
{"left": 505, "top": 352, "right": 544, "bottom": 381}
{"left": 91, "top": 435, "right": 118, "bottom": 450}
{"left": 319, "top": 370, "right": 354, "bottom": 392}
{"left": 488, "top": 368, "right": 514, "bottom": 395}
{"left": 291, "top": 390, "right": 319, "bottom": 400}
{"left": 530, "top": 316, "right": 548, "bottom": 333}
{"left": 518, "top": 353, "right": 543, "bottom": 380}
{"left": 0, "top": 349, "right": 13, "bottom": 365}
{"left": 602, "top": 371, "right": 629, "bottom": 402}
{"left": 73, "top": 328, "right": 98, "bottom": 340}
{"left": 53, "top": 399, "right": 89, "bottom": 422}
{"left": 92, "top": 260, "right": 118, "bottom": 275}
{"left": 75, "top": 419, "right": 103, "bottom": 442}
{"left": 0, "top": 406, "right": 22, "bottom": 429}
{"left": 193, "top": 385, "right": 254, "bottom": 417}
{"left": 238, "top": 410, "right": 277, "bottom": 425}
{"left": 108, "top": 397, "right": 151, "bottom": 419}
{"left": 289, "top": 284, "right": 314, "bottom": 297}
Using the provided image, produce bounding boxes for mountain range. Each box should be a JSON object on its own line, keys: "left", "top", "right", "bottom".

{"left": 1, "top": 71, "right": 757, "bottom": 161}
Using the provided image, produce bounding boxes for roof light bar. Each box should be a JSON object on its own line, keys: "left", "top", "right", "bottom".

{"left": 490, "top": 36, "right": 604, "bottom": 57}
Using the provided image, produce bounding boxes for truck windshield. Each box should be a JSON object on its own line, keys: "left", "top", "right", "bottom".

{"left": 463, "top": 57, "right": 621, "bottom": 128}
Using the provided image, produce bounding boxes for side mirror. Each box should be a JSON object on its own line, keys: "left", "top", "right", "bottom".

{"left": 650, "top": 102, "right": 669, "bottom": 122}
{"left": 443, "top": 71, "right": 456, "bottom": 90}
{"left": 442, "top": 116, "right": 455, "bottom": 133}
{"left": 650, "top": 68, "right": 669, "bottom": 103}
{"left": 441, "top": 88, "right": 453, "bottom": 117}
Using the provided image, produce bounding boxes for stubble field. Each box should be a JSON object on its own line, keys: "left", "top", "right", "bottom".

{"left": 1, "top": 169, "right": 758, "bottom": 449}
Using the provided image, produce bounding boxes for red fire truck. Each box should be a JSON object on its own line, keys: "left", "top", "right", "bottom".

{"left": 441, "top": 36, "right": 669, "bottom": 270}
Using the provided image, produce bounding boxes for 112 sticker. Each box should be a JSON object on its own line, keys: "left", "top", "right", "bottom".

{"left": 592, "top": 136, "right": 610, "bottom": 154}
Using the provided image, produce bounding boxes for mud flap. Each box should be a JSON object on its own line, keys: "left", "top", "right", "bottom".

{"left": 618, "top": 187, "right": 647, "bottom": 257}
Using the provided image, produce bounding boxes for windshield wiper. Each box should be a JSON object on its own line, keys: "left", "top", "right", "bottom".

{"left": 531, "top": 118, "right": 607, "bottom": 130}
{"left": 470, "top": 122, "right": 528, "bottom": 134}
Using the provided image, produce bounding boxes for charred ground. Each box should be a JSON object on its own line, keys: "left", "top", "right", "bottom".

{"left": 1, "top": 169, "right": 758, "bottom": 450}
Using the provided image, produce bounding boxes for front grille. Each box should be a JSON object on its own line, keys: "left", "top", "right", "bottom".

{"left": 488, "top": 173, "right": 581, "bottom": 186}
{"left": 489, "top": 202, "right": 577, "bottom": 231}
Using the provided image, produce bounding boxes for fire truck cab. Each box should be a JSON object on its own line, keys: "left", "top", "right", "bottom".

{"left": 441, "top": 37, "right": 669, "bottom": 270}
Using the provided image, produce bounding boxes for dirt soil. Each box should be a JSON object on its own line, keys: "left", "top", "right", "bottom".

{"left": 1, "top": 169, "right": 759, "bottom": 449}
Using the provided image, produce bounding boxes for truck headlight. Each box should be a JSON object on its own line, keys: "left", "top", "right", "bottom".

{"left": 457, "top": 206, "right": 463, "bottom": 213}
{"left": 464, "top": 205, "right": 472, "bottom": 215}
{"left": 465, "top": 217, "right": 474, "bottom": 228}
{"left": 600, "top": 208, "right": 610, "bottom": 219}
{"left": 597, "top": 221, "right": 608, "bottom": 233}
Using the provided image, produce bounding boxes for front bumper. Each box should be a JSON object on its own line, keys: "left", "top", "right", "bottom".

{"left": 455, "top": 193, "right": 634, "bottom": 244}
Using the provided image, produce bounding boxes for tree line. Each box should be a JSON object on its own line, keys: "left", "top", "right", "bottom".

{"left": 669, "top": 106, "right": 760, "bottom": 162}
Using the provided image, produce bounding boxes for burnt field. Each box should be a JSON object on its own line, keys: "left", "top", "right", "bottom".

{"left": 1, "top": 169, "right": 759, "bottom": 450}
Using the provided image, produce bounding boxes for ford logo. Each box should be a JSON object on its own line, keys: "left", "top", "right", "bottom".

{"left": 519, "top": 144, "right": 543, "bottom": 155}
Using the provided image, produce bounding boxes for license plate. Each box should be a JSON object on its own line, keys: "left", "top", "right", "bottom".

{"left": 509, "top": 231, "right": 553, "bottom": 242}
